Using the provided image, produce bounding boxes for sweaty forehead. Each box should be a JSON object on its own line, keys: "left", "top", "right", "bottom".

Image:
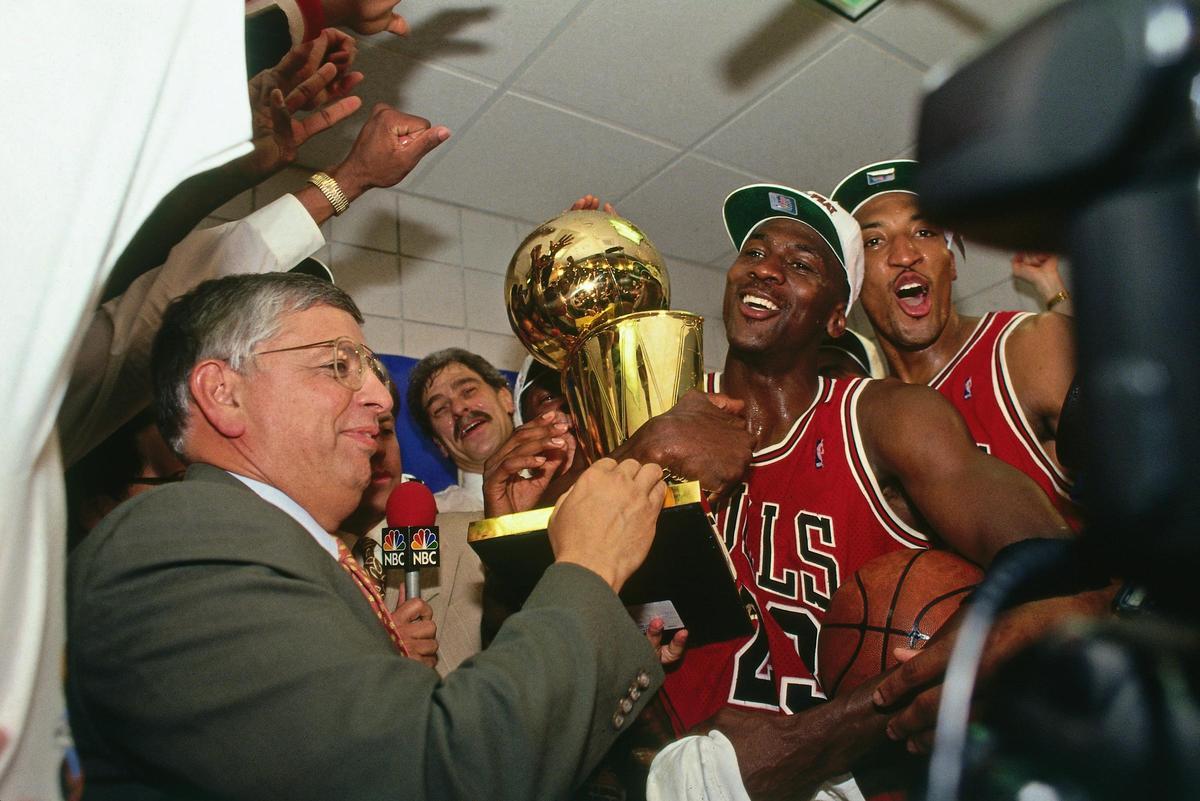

{"left": 748, "top": 218, "right": 838, "bottom": 264}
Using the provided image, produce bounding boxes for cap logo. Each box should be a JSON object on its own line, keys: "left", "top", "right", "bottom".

{"left": 768, "top": 192, "right": 798, "bottom": 215}
{"left": 866, "top": 167, "right": 897, "bottom": 186}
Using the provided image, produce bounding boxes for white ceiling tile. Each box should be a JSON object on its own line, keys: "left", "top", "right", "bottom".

{"left": 413, "top": 94, "right": 679, "bottom": 222}
{"left": 515, "top": 0, "right": 844, "bottom": 145}
{"left": 618, "top": 156, "right": 763, "bottom": 265}
{"left": 373, "top": 0, "right": 583, "bottom": 84}
{"left": 861, "top": 1, "right": 983, "bottom": 68}
{"left": 698, "top": 36, "right": 925, "bottom": 196}
{"left": 296, "top": 47, "right": 497, "bottom": 182}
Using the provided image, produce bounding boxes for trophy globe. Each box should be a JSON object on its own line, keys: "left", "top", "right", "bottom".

{"left": 504, "top": 209, "right": 703, "bottom": 462}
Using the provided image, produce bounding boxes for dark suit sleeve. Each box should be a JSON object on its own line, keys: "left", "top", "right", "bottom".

{"left": 69, "top": 480, "right": 662, "bottom": 801}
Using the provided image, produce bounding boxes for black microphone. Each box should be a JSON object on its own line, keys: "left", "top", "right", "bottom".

{"left": 382, "top": 481, "right": 440, "bottom": 600}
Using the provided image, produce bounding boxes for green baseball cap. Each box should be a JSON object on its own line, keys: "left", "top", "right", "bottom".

{"left": 723, "top": 183, "right": 864, "bottom": 311}
{"left": 830, "top": 159, "right": 919, "bottom": 216}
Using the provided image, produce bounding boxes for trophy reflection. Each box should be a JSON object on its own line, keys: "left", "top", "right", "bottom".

{"left": 469, "top": 209, "right": 749, "bottom": 646}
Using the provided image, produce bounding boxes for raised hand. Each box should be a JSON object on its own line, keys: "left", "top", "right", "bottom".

{"left": 323, "top": 0, "right": 411, "bottom": 36}
{"left": 330, "top": 103, "right": 451, "bottom": 198}
{"left": 240, "top": 30, "right": 364, "bottom": 180}
{"left": 1012, "top": 252, "right": 1071, "bottom": 313}
{"left": 548, "top": 458, "right": 666, "bottom": 593}
{"left": 483, "top": 411, "right": 576, "bottom": 518}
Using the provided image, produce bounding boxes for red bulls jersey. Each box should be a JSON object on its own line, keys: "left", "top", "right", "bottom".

{"left": 928, "top": 311, "right": 1082, "bottom": 530}
{"left": 661, "top": 375, "right": 927, "bottom": 733}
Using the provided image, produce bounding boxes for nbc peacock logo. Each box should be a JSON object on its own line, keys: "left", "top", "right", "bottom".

{"left": 408, "top": 527, "right": 440, "bottom": 566}
{"left": 380, "top": 528, "right": 407, "bottom": 568}
{"left": 410, "top": 528, "right": 438, "bottom": 551}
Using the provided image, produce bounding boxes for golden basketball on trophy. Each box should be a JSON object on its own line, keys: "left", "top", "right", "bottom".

{"left": 503, "top": 209, "right": 703, "bottom": 461}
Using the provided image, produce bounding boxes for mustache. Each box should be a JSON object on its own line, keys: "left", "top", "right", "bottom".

{"left": 454, "top": 411, "right": 492, "bottom": 439}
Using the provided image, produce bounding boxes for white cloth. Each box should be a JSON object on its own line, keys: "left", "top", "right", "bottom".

{"left": 229, "top": 472, "right": 339, "bottom": 560}
{"left": 1, "top": 4, "right": 250, "bottom": 798}
{"left": 433, "top": 470, "right": 485, "bottom": 513}
{"left": 647, "top": 732, "right": 865, "bottom": 801}
{"left": 59, "top": 194, "right": 324, "bottom": 466}
{"left": 646, "top": 731, "right": 751, "bottom": 801}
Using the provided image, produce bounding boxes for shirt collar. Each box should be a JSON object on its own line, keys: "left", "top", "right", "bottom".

{"left": 458, "top": 469, "right": 484, "bottom": 497}
{"left": 226, "top": 471, "right": 340, "bottom": 561}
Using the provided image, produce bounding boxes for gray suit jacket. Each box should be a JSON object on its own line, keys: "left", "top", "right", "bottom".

{"left": 67, "top": 464, "right": 662, "bottom": 801}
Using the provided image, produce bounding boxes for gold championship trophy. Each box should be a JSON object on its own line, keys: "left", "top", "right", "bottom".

{"left": 467, "top": 210, "right": 751, "bottom": 646}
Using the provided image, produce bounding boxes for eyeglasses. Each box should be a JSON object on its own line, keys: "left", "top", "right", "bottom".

{"left": 254, "top": 336, "right": 390, "bottom": 391}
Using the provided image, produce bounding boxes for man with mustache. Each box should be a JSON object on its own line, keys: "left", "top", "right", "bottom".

{"left": 407, "top": 348, "right": 517, "bottom": 512}
{"left": 831, "top": 160, "right": 1082, "bottom": 528}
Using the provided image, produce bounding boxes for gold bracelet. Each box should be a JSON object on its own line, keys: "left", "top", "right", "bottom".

{"left": 1046, "top": 289, "right": 1070, "bottom": 311}
{"left": 308, "top": 171, "right": 350, "bottom": 216}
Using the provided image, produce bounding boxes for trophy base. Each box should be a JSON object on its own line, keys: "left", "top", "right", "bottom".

{"left": 468, "top": 481, "right": 752, "bottom": 647}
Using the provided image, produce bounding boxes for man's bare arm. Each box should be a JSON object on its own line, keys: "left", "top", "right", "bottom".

{"left": 858, "top": 380, "right": 1072, "bottom": 567}
{"left": 1006, "top": 309, "right": 1076, "bottom": 447}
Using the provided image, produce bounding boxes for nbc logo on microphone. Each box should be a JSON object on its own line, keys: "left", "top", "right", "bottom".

{"left": 408, "top": 527, "right": 440, "bottom": 567}
{"left": 380, "top": 528, "right": 407, "bottom": 568}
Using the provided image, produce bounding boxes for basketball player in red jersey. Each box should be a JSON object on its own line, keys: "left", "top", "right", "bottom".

{"left": 832, "top": 161, "right": 1083, "bottom": 529}
{"left": 645, "top": 183, "right": 1076, "bottom": 799}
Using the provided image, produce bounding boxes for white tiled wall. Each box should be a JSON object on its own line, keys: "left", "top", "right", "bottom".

{"left": 212, "top": 168, "right": 733, "bottom": 373}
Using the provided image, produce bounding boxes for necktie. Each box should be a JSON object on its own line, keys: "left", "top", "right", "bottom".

{"left": 337, "top": 540, "right": 408, "bottom": 656}
{"left": 352, "top": 535, "right": 387, "bottom": 592}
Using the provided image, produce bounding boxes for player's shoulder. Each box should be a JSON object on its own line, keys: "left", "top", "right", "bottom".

{"left": 1008, "top": 308, "right": 1073, "bottom": 353}
{"left": 856, "top": 378, "right": 965, "bottom": 441}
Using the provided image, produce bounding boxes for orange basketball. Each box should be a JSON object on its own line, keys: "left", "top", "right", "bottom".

{"left": 817, "top": 549, "right": 983, "bottom": 698}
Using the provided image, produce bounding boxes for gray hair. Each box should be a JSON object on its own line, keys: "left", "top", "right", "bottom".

{"left": 152, "top": 272, "right": 363, "bottom": 454}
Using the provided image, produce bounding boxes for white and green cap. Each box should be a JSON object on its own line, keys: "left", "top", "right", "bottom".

{"left": 831, "top": 159, "right": 964, "bottom": 256}
{"left": 830, "top": 159, "right": 919, "bottom": 216}
{"left": 723, "top": 183, "right": 865, "bottom": 311}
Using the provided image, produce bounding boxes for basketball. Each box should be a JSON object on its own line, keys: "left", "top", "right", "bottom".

{"left": 817, "top": 549, "right": 984, "bottom": 698}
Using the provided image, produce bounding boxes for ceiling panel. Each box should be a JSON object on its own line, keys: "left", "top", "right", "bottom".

{"left": 372, "top": 0, "right": 585, "bottom": 84}
{"left": 297, "top": 45, "right": 498, "bottom": 183}
{"left": 410, "top": 92, "right": 679, "bottom": 222}
{"left": 515, "top": 0, "right": 846, "bottom": 146}
{"left": 617, "top": 155, "right": 764, "bottom": 265}
{"left": 697, "top": 35, "right": 925, "bottom": 196}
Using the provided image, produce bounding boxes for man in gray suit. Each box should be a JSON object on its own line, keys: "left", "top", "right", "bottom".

{"left": 67, "top": 272, "right": 667, "bottom": 801}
